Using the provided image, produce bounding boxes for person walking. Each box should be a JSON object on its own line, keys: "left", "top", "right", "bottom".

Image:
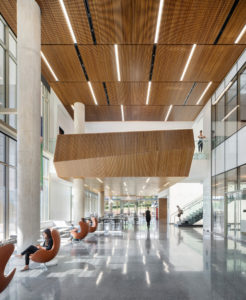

{"left": 177, "top": 205, "right": 183, "bottom": 223}
{"left": 145, "top": 207, "right": 151, "bottom": 229}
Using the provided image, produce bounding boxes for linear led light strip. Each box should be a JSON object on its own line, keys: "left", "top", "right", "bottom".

{"left": 221, "top": 105, "right": 239, "bottom": 122}
{"left": 88, "top": 82, "right": 98, "bottom": 105}
{"left": 146, "top": 178, "right": 150, "bottom": 183}
{"left": 213, "top": 81, "right": 233, "bottom": 105}
{"left": 58, "top": 0, "right": 77, "bottom": 44}
{"left": 146, "top": 82, "right": 152, "bottom": 105}
{"left": 41, "top": 52, "right": 58, "bottom": 81}
{"left": 164, "top": 105, "right": 173, "bottom": 121}
{"left": 180, "top": 44, "right": 196, "bottom": 81}
{"left": 154, "top": 0, "right": 165, "bottom": 44}
{"left": 121, "top": 105, "right": 125, "bottom": 122}
{"left": 196, "top": 82, "right": 212, "bottom": 105}
{"left": 235, "top": 24, "right": 246, "bottom": 44}
{"left": 114, "top": 44, "right": 121, "bottom": 81}
{"left": 96, "top": 178, "right": 103, "bottom": 183}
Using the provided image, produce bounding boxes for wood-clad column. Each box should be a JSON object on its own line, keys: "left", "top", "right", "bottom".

{"left": 17, "top": 0, "right": 41, "bottom": 251}
{"left": 159, "top": 198, "right": 168, "bottom": 223}
{"left": 72, "top": 102, "right": 85, "bottom": 224}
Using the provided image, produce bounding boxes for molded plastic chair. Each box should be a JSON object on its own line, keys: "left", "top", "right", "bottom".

{"left": 0, "top": 244, "right": 16, "bottom": 293}
{"left": 89, "top": 217, "right": 98, "bottom": 233}
{"left": 30, "top": 229, "right": 60, "bottom": 264}
{"left": 71, "top": 221, "right": 89, "bottom": 240}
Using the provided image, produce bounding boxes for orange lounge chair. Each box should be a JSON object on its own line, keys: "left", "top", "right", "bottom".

{"left": 0, "top": 244, "right": 16, "bottom": 293}
{"left": 30, "top": 229, "right": 60, "bottom": 265}
{"left": 71, "top": 221, "right": 89, "bottom": 240}
{"left": 89, "top": 217, "right": 98, "bottom": 233}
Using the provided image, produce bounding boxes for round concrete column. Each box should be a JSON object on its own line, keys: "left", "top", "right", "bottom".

{"left": 17, "top": 0, "right": 41, "bottom": 251}
{"left": 72, "top": 102, "right": 85, "bottom": 224}
{"left": 120, "top": 200, "right": 124, "bottom": 214}
{"left": 98, "top": 191, "right": 104, "bottom": 217}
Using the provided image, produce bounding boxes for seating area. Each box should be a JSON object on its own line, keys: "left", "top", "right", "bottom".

{"left": 0, "top": 217, "right": 99, "bottom": 294}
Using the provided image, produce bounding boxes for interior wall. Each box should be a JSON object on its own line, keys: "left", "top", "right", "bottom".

{"left": 159, "top": 198, "right": 167, "bottom": 222}
{"left": 85, "top": 121, "right": 193, "bottom": 133}
{"left": 49, "top": 174, "right": 72, "bottom": 221}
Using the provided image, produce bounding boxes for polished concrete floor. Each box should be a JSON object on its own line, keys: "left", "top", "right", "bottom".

{"left": 2, "top": 219, "right": 246, "bottom": 300}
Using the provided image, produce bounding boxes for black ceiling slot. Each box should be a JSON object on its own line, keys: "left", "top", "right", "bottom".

{"left": 74, "top": 43, "right": 89, "bottom": 81}
{"left": 183, "top": 82, "right": 197, "bottom": 105}
{"left": 149, "top": 44, "right": 157, "bottom": 81}
{"left": 103, "top": 82, "right": 110, "bottom": 105}
{"left": 213, "top": 0, "right": 239, "bottom": 44}
{"left": 83, "top": 0, "right": 97, "bottom": 45}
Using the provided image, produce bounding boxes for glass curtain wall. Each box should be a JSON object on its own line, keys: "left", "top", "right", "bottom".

{"left": 0, "top": 132, "right": 17, "bottom": 242}
{"left": 0, "top": 17, "right": 17, "bottom": 129}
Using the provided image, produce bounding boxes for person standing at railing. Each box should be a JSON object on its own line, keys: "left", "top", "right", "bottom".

{"left": 198, "top": 130, "right": 206, "bottom": 152}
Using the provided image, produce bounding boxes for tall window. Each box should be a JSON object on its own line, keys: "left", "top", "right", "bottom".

{"left": 0, "top": 132, "right": 17, "bottom": 242}
{"left": 225, "top": 81, "right": 237, "bottom": 138}
{"left": 0, "top": 17, "right": 17, "bottom": 129}
{"left": 239, "top": 68, "right": 246, "bottom": 129}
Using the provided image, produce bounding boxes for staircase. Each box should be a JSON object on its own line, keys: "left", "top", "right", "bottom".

{"left": 170, "top": 197, "right": 203, "bottom": 226}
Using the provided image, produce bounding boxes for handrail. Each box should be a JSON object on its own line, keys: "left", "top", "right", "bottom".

{"left": 169, "top": 196, "right": 203, "bottom": 223}
{"left": 170, "top": 196, "right": 202, "bottom": 218}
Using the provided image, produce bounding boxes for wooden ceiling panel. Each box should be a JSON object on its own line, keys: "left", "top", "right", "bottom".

{"left": 78, "top": 45, "right": 117, "bottom": 81}
{"left": 168, "top": 106, "right": 203, "bottom": 121}
{"left": 218, "top": 0, "right": 246, "bottom": 44}
{"left": 51, "top": 82, "right": 106, "bottom": 106}
{"left": 85, "top": 106, "right": 121, "bottom": 121}
{"left": 158, "top": 0, "right": 234, "bottom": 44}
{"left": 149, "top": 82, "right": 193, "bottom": 105}
{"left": 63, "top": 0, "right": 93, "bottom": 44}
{"left": 37, "top": 0, "right": 73, "bottom": 44}
{"left": 119, "top": 45, "right": 152, "bottom": 81}
{"left": 186, "top": 82, "right": 219, "bottom": 106}
{"left": 89, "top": 0, "right": 159, "bottom": 44}
{"left": 0, "top": 0, "right": 16, "bottom": 35}
{"left": 184, "top": 45, "right": 245, "bottom": 82}
{"left": 124, "top": 106, "right": 169, "bottom": 121}
{"left": 106, "top": 82, "right": 148, "bottom": 105}
{"left": 152, "top": 46, "right": 191, "bottom": 82}
{"left": 41, "top": 45, "right": 86, "bottom": 82}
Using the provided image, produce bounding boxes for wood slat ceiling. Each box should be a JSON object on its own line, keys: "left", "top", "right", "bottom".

{"left": 54, "top": 130, "right": 195, "bottom": 178}
{"left": 1, "top": 0, "right": 246, "bottom": 122}
{"left": 85, "top": 105, "right": 203, "bottom": 122}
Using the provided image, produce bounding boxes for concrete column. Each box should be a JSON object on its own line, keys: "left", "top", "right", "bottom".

{"left": 135, "top": 202, "right": 138, "bottom": 215}
{"left": 72, "top": 103, "right": 85, "bottom": 223}
{"left": 17, "top": 0, "right": 41, "bottom": 251}
{"left": 98, "top": 191, "right": 104, "bottom": 217}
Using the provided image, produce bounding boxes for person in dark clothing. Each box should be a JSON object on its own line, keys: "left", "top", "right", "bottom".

{"left": 145, "top": 207, "right": 151, "bottom": 229}
{"left": 16, "top": 228, "right": 53, "bottom": 271}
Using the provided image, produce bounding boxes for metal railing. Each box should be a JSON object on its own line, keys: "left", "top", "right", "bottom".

{"left": 169, "top": 196, "right": 203, "bottom": 224}
{"left": 193, "top": 139, "right": 209, "bottom": 160}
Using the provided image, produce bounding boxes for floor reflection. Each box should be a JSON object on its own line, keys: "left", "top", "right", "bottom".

{"left": 2, "top": 220, "right": 246, "bottom": 299}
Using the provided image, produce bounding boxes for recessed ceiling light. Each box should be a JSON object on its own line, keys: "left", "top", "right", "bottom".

{"left": 58, "top": 0, "right": 77, "bottom": 44}
{"left": 88, "top": 82, "right": 98, "bottom": 105}
{"left": 41, "top": 52, "right": 58, "bottom": 81}
{"left": 114, "top": 44, "right": 121, "bottom": 81}
{"left": 96, "top": 178, "right": 103, "bottom": 183}
{"left": 235, "top": 24, "right": 246, "bottom": 44}
{"left": 164, "top": 105, "right": 173, "bottom": 121}
{"left": 145, "top": 82, "right": 152, "bottom": 105}
{"left": 121, "top": 105, "right": 125, "bottom": 122}
{"left": 196, "top": 82, "right": 212, "bottom": 105}
{"left": 221, "top": 105, "right": 239, "bottom": 122}
{"left": 213, "top": 81, "right": 233, "bottom": 105}
{"left": 180, "top": 44, "right": 196, "bottom": 81}
{"left": 154, "top": 0, "right": 165, "bottom": 44}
